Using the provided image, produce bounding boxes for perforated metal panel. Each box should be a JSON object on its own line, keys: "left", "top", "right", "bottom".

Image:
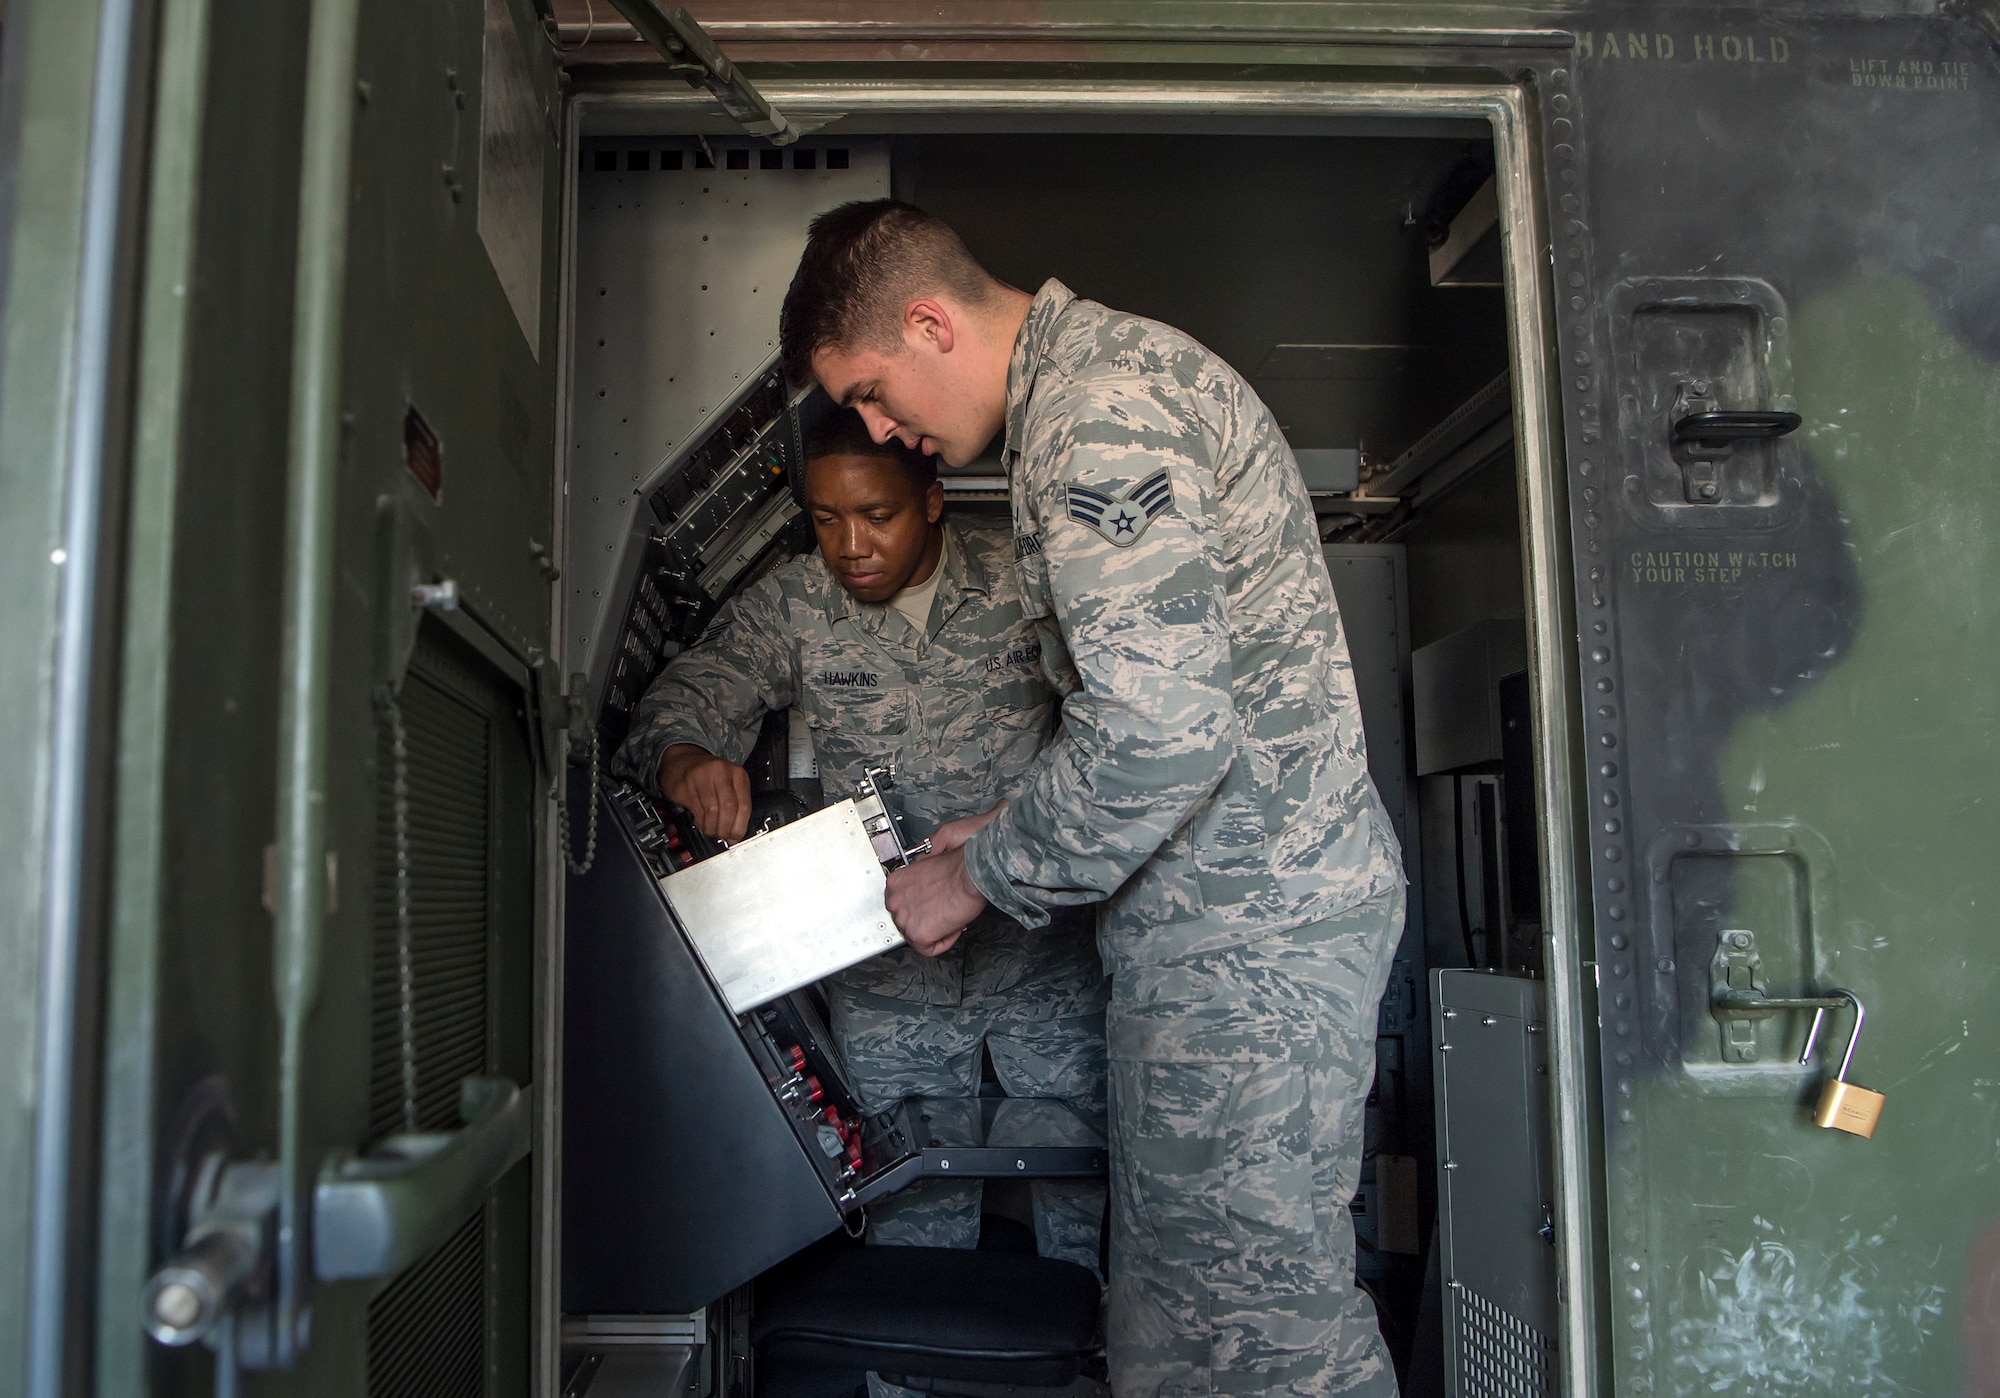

{"left": 1433, "top": 970, "right": 1557, "bottom": 1398}
{"left": 565, "top": 137, "right": 888, "bottom": 681}
{"left": 366, "top": 621, "right": 534, "bottom": 1398}
{"left": 1454, "top": 1282, "right": 1554, "bottom": 1398}
{"left": 366, "top": 1211, "right": 488, "bottom": 1398}
{"left": 370, "top": 633, "right": 496, "bottom": 1142}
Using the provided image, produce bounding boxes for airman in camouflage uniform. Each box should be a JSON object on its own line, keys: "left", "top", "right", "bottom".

{"left": 948, "top": 279, "right": 1408, "bottom": 1397}
{"left": 795, "top": 231, "right": 1406, "bottom": 1395}
{"left": 614, "top": 511, "right": 1109, "bottom": 1305}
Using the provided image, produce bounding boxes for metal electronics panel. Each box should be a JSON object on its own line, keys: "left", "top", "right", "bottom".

{"left": 564, "top": 786, "right": 845, "bottom": 1313}
{"left": 567, "top": 136, "right": 888, "bottom": 687}
{"left": 562, "top": 784, "right": 1105, "bottom": 1316}
{"left": 1433, "top": 969, "right": 1556, "bottom": 1398}
{"left": 658, "top": 798, "right": 902, "bottom": 1014}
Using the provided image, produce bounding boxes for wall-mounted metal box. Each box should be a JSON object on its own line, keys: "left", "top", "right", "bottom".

{"left": 1412, "top": 618, "right": 1527, "bottom": 775}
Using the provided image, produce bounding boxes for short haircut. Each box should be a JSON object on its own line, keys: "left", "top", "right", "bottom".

{"left": 804, "top": 407, "right": 938, "bottom": 493}
{"left": 780, "top": 199, "right": 1003, "bottom": 387}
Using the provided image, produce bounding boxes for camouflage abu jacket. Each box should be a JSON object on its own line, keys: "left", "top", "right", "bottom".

{"left": 616, "top": 519, "right": 1101, "bottom": 1009}
{"left": 961, "top": 280, "right": 1404, "bottom": 975}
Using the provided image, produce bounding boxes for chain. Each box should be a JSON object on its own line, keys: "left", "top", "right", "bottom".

{"left": 379, "top": 687, "right": 421, "bottom": 1137}
{"left": 556, "top": 719, "right": 599, "bottom": 875}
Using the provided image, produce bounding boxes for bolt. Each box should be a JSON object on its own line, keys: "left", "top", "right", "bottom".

{"left": 152, "top": 1281, "right": 204, "bottom": 1331}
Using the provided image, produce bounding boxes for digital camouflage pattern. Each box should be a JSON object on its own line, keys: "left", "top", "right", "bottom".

{"left": 958, "top": 281, "right": 1406, "bottom": 1394}
{"left": 617, "top": 518, "right": 1106, "bottom": 1008}
{"left": 829, "top": 978, "right": 1106, "bottom": 1266}
{"left": 614, "top": 519, "right": 1108, "bottom": 1305}
{"left": 961, "top": 280, "right": 1403, "bottom": 975}
{"left": 1107, "top": 887, "right": 1404, "bottom": 1397}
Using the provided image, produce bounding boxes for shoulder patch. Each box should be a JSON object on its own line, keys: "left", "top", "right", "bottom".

{"left": 1014, "top": 530, "right": 1044, "bottom": 560}
{"left": 1064, "top": 468, "right": 1174, "bottom": 548}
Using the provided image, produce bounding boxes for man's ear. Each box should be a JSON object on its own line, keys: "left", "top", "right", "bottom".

{"left": 923, "top": 480, "right": 945, "bottom": 526}
{"left": 903, "top": 297, "right": 956, "bottom": 354}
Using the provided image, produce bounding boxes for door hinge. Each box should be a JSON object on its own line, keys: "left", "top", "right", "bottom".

{"left": 601, "top": 2, "right": 796, "bottom": 144}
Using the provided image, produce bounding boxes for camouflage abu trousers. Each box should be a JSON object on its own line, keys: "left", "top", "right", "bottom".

{"left": 826, "top": 982, "right": 1109, "bottom": 1271}
{"left": 1107, "top": 885, "right": 1405, "bottom": 1397}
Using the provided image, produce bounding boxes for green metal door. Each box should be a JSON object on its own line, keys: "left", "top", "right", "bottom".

{"left": 10, "top": 0, "right": 573, "bottom": 1389}
{"left": 1556, "top": 13, "right": 2000, "bottom": 1394}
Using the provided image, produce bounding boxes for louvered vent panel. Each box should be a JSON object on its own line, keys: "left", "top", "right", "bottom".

{"left": 370, "top": 655, "right": 492, "bottom": 1143}
{"left": 366, "top": 1209, "right": 486, "bottom": 1398}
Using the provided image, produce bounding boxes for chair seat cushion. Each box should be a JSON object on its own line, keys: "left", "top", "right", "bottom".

{"left": 753, "top": 1247, "right": 1100, "bottom": 1385}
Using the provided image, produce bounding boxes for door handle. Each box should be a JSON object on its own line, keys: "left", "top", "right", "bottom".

{"left": 144, "top": 1077, "right": 530, "bottom": 1349}
{"left": 1671, "top": 410, "right": 1802, "bottom": 445}
{"left": 314, "top": 1076, "right": 532, "bottom": 1281}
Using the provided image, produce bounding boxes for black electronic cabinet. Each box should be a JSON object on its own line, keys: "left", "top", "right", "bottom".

{"left": 561, "top": 787, "right": 913, "bottom": 1314}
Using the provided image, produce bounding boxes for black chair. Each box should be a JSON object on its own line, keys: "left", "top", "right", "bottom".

{"left": 753, "top": 1242, "right": 1104, "bottom": 1397}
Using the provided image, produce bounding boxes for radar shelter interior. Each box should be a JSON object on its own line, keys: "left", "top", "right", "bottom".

{"left": 551, "top": 120, "right": 1556, "bottom": 1398}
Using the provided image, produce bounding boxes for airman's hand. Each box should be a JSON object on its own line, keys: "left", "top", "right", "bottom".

{"left": 659, "top": 743, "right": 751, "bottom": 842}
{"left": 884, "top": 846, "right": 989, "bottom": 957}
{"left": 928, "top": 800, "right": 1007, "bottom": 855}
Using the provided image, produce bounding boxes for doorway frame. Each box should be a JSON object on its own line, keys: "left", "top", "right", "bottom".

{"left": 552, "top": 77, "right": 1593, "bottom": 1398}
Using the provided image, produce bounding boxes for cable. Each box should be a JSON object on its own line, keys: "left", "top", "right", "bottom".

{"left": 380, "top": 689, "right": 421, "bottom": 1135}
{"left": 543, "top": 0, "right": 598, "bottom": 55}
{"left": 556, "top": 722, "right": 600, "bottom": 875}
{"left": 1453, "top": 778, "right": 1480, "bottom": 968}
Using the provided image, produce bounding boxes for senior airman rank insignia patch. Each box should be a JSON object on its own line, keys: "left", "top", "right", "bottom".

{"left": 1064, "top": 469, "right": 1174, "bottom": 548}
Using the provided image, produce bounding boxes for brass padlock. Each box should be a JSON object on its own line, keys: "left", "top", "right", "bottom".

{"left": 1799, "top": 991, "right": 1884, "bottom": 1139}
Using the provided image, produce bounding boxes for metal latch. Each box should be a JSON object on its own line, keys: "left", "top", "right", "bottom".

{"left": 854, "top": 766, "right": 932, "bottom": 867}
{"left": 1669, "top": 380, "right": 1801, "bottom": 504}
{"left": 142, "top": 1157, "right": 280, "bottom": 1353}
{"left": 1709, "top": 927, "right": 1769, "bottom": 1062}
{"left": 1710, "top": 928, "right": 1868, "bottom": 1078}
{"left": 144, "top": 1079, "right": 532, "bottom": 1372}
